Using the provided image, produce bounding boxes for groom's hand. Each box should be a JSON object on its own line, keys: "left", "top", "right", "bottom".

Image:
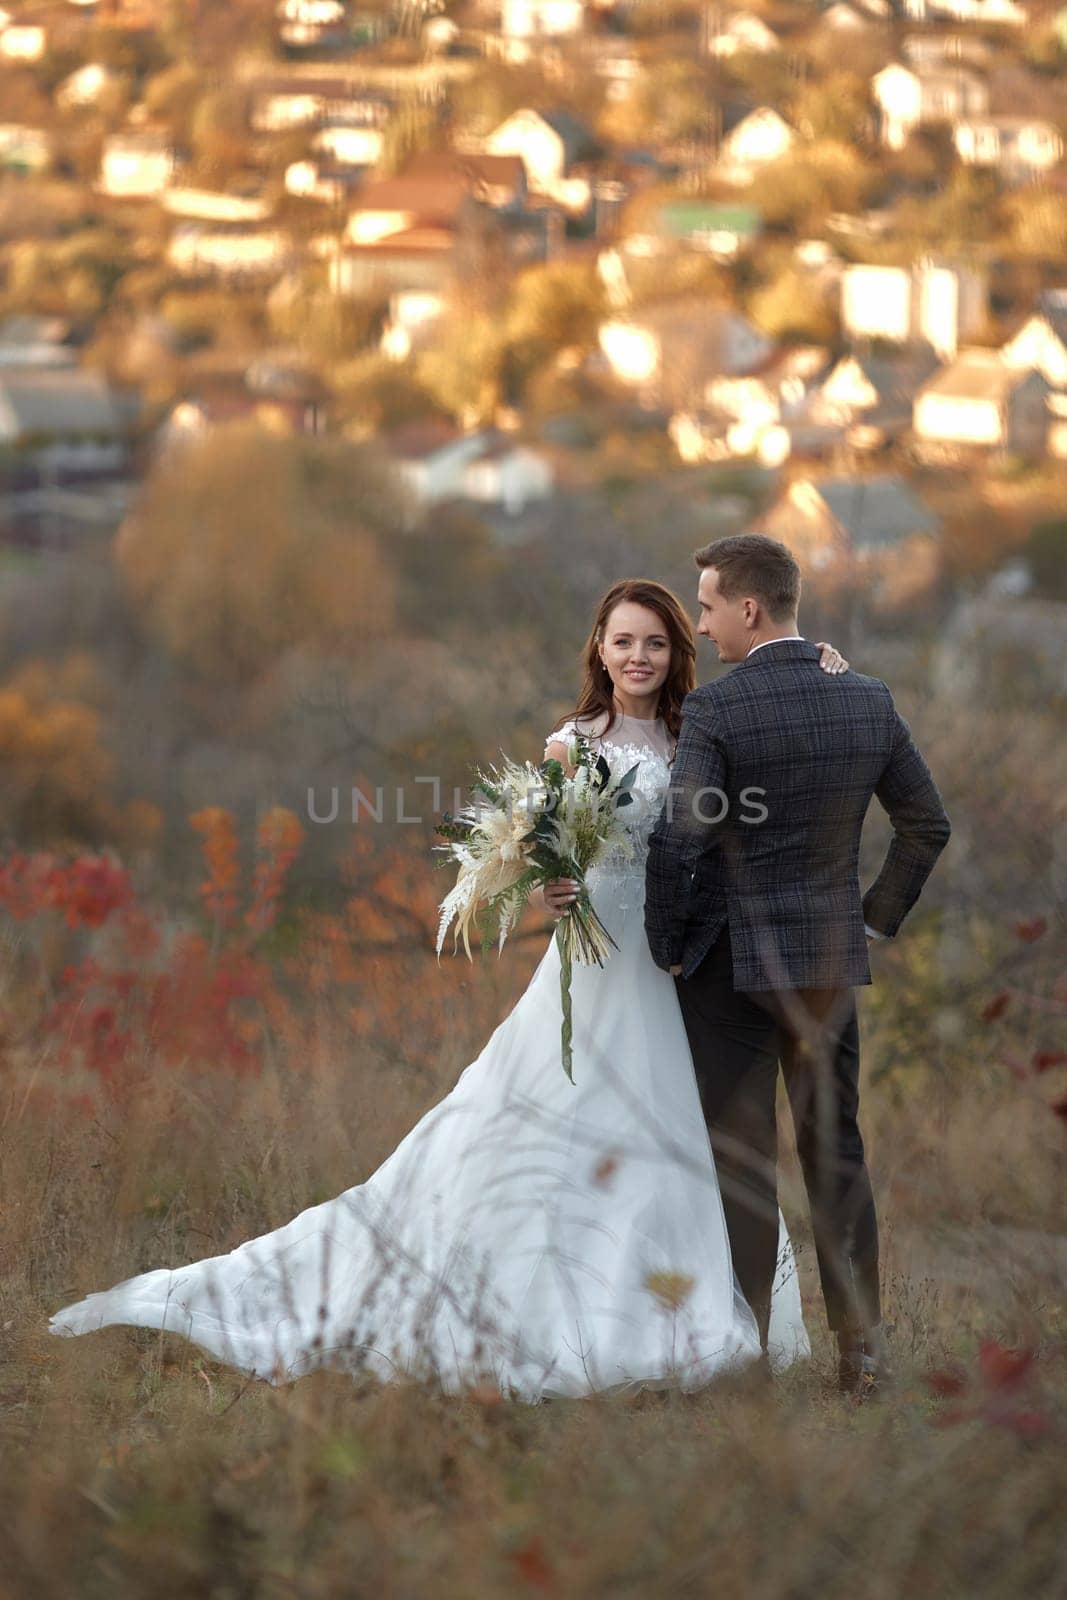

{"left": 669, "top": 964, "right": 682, "bottom": 976}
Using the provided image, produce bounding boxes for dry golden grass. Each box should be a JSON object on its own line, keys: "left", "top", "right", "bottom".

{"left": 3, "top": 955, "right": 1065, "bottom": 1599}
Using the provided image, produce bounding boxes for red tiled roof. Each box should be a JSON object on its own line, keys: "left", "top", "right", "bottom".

{"left": 402, "top": 150, "right": 526, "bottom": 189}
{"left": 384, "top": 418, "right": 463, "bottom": 459}
{"left": 350, "top": 175, "right": 472, "bottom": 222}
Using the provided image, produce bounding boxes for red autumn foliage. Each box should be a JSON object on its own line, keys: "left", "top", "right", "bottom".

{"left": 927, "top": 1340, "right": 1051, "bottom": 1436}
{"left": 1013, "top": 917, "right": 1048, "bottom": 943}
{"left": 510, "top": 1536, "right": 556, "bottom": 1590}
{"left": 0, "top": 850, "right": 132, "bottom": 926}
{"left": 0, "top": 804, "right": 540, "bottom": 1114}
{"left": 980, "top": 992, "right": 1010, "bottom": 1024}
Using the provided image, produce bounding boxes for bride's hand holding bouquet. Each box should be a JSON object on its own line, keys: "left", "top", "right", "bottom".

{"left": 435, "top": 730, "right": 640, "bottom": 1081}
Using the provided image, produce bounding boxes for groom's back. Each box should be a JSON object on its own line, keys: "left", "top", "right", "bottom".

{"left": 673, "top": 638, "right": 949, "bottom": 989}
{"left": 700, "top": 650, "right": 894, "bottom": 885}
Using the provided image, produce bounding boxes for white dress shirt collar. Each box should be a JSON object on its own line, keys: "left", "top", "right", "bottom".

{"left": 746, "top": 635, "right": 805, "bottom": 658}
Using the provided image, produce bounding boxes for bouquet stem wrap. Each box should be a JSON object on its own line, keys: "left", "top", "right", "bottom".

{"left": 554, "top": 888, "right": 618, "bottom": 1082}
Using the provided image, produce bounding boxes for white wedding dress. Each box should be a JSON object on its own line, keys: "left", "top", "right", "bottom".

{"left": 49, "top": 712, "right": 809, "bottom": 1400}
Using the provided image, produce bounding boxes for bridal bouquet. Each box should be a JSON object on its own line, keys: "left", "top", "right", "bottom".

{"left": 435, "top": 731, "right": 640, "bottom": 1081}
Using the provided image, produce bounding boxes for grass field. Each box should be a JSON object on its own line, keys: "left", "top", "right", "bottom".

{"left": 3, "top": 979, "right": 1065, "bottom": 1599}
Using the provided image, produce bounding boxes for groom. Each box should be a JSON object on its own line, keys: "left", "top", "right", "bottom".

{"left": 645, "top": 534, "right": 951, "bottom": 1394}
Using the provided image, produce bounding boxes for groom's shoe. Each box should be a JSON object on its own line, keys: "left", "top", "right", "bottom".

{"left": 836, "top": 1325, "right": 891, "bottom": 1400}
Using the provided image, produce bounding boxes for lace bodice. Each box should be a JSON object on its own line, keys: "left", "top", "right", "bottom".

{"left": 544, "top": 711, "right": 674, "bottom": 874}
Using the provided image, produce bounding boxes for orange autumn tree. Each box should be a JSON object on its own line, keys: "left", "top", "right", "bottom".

{"left": 0, "top": 652, "right": 162, "bottom": 851}
{"left": 114, "top": 427, "right": 410, "bottom": 685}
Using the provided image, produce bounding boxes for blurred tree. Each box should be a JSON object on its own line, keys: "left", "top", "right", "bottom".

{"left": 721, "top": 47, "right": 796, "bottom": 106}
{"left": 750, "top": 142, "right": 878, "bottom": 232}
{"left": 0, "top": 653, "right": 160, "bottom": 850}
{"left": 332, "top": 351, "right": 444, "bottom": 433}
{"left": 159, "top": 287, "right": 268, "bottom": 349}
{"left": 1008, "top": 190, "right": 1067, "bottom": 262}
{"left": 190, "top": 87, "right": 253, "bottom": 186}
{"left": 417, "top": 307, "right": 507, "bottom": 424}
{"left": 5, "top": 226, "right": 138, "bottom": 316}
{"left": 1023, "top": 518, "right": 1067, "bottom": 599}
{"left": 790, "top": 73, "right": 870, "bottom": 146}
{"left": 143, "top": 60, "right": 203, "bottom": 141}
{"left": 646, "top": 59, "right": 712, "bottom": 146}
{"left": 450, "top": 62, "right": 556, "bottom": 138}
{"left": 268, "top": 273, "right": 389, "bottom": 365}
{"left": 376, "top": 100, "right": 440, "bottom": 177}
{"left": 1022, "top": 27, "right": 1066, "bottom": 75}
{"left": 114, "top": 429, "right": 409, "bottom": 684}
{"left": 86, "top": 23, "right": 168, "bottom": 78}
{"left": 748, "top": 265, "right": 838, "bottom": 343}
{"left": 506, "top": 260, "right": 606, "bottom": 358}
{"left": 896, "top": 166, "right": 998, "bottom": 254}
{"left": 596, "top": 80, "right": 654, "bottom": 148}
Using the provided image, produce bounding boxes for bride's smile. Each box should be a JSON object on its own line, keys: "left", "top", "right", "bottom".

{"left": 597, "top": 600, "right": 673, "bottom": 721}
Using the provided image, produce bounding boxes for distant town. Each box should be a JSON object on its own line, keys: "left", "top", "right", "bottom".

{"left": 1, "top": 0, "right": 1066, "bottom": 622}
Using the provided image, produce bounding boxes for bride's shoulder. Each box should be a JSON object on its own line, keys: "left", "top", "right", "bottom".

{"left": 544, "top": 709, "right": 610, "bottom": 749}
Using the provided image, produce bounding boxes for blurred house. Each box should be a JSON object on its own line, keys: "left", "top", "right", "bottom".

{"left": 671, "top": 347, "right": 834, "bottom": 466}
{"left": 0, "top": 16, "right": 47, "bottom": 60}
{"left": 274, "top": 0, "right": 348, "bottom": 49}
{"left": 810, "top": 347, "right": 940, "bottom": 443}
{"left": 251, "top": 77, "right": 393, "bottom": 133}
{"left": 162, "top": 186, "right": 275, "bottom": 223}
{"left": 819, "top": 4, "right": 880, "bottom": 31}
{"left": 901, "top": 32, "right": 992, "bottom": 69}
{"left": 0, "top": 315, "right": 80, "bottom": 370}
{"left": 285, "top": 159, "right": 366, "bottom": 204}
{"left": 953, "top": 117, "right": 1064, "bottom": 181}
{"left": 756, "top": 473, "right": 942, "bottom": 606}
{"left": 499, "top": 0, "right": 584, "bottom": 62}
{"left": 872, "top": 63, "right": 989, "bottom": 151}
{"left": 57, "top": 63, "right": 121, "bottom": 109}
{"left": 599, "top": 299, "right": 773, "bottom": 406}
{"left": 903, "top": 0, "right": 1024, "bottom": 22}
{"left": 167, "top": 223, "right": 294, "bottom": 282}
{"left": 1000, "top": 290, "right": 1067, "bottom": 388}
{"left": 716, "top": 108, "right": 795, "bottom": 185}
{"left": 380, "top": 290, "right": 445, "bottom": 361}
{"left": 381, "top": 421, "right": 554, "bottom": 515}
{"left": 705, "top": 10, "right": 781, "bottom": 56}
{"left": 480, "top": 108, "right": 595, "bottom": 211}
{"left": 462, "top": 435, "right": 555, "bottom": 513}
{"left": 288, "top": 91, "right": 394, "bottom": 175}
{"left": 98, "top": 131, "right": 178, "bottom": 198}
{"left": 580, "top": 35, "right": 641, "bottom": 102}
{"left": 402, "top": 151, "right": 528, "bottom": 212}
{"left": 0, "top": 123, "right": 51, "bottom": 175}
{"left": 840, "top": 259, "right": 987, "bottom": 358}
{"left": 156, "top": 367, "right": 331, "bottom": 456}
{"left": 0, "top": 369, "right": 133, "bottom": 479}
{"left": 329, "top": 172, "right": 497, "bottom": 296}
{"left": 912, "top": 351, "right": 1050, "bottom": 460}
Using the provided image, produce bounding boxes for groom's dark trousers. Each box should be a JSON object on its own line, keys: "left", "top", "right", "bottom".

{"left": 676, "top": 924, "right": 881, "bottom": 1348}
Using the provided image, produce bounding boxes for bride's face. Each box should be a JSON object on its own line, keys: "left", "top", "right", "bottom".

{"left": 598, "top": 602, "right": 672, "bottom": 708}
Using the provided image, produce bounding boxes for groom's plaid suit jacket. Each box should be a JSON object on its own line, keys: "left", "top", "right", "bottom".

{"left": 644, "top": 639, "right": 952, "bottom": 989}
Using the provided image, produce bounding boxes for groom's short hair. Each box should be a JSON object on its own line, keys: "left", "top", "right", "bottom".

{"left": 694, "top": 534, "right": 800, "bottom": 621}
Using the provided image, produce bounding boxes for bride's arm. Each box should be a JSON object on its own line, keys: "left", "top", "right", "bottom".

{"left": 539, "top": 738, "right": 579, "bottom": 917}
{"left": 543, "top": 737, "right": 577, "bottom": 777}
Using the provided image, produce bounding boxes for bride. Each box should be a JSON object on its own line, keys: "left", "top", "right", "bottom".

{"left": 49, "top": 580, "right": 849, "bottom": 1402}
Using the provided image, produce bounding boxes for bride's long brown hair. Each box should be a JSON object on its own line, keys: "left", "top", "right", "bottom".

{"left": 550, "top": 579, "right": 697, "bottom": 747}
